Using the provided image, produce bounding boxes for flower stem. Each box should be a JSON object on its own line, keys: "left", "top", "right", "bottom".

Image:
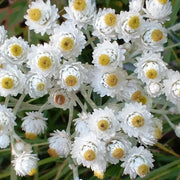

{"left": 66, "top": 106, "right": 74, "bottom": 135}
{"left": 13, "top": 93, "right": 26, "bottom": 115}
{"left": 163, "top": 114, "right": 175, "bottom": 129}
{"left": 4, "top": 95, "right": 10, "bottom": 107}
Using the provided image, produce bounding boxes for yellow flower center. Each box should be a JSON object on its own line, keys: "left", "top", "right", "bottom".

{"left": 60, "top": 37, "right": 74, "bottom": 51}
{"left": 55, "top": 94, "right": 66, "bottom": 105}
{"left": 146, "top": 69, "right": 158, "bottom": 79}
{"left": 137, "top": 164, "right": 149, "bottom": 176}
{"left": 98, "top": 54, "right": 110, "bottom": 66}
{"left": 178, "top": 89, "right": 180, "bottom": 97}
{"left": 36, "top": 83, "right": 45, "bottom": 91}
{"left": 73, "top": 0, "right": 87, "bottom": 11}
{"left": 104, "top": 13, "right": 117, "bottom": 26}
{"left": 28, "top": 8, "right": 42, "bottom": 21}
{"left": 131, "top": 90, "right": 142, "bottom": 102}
{"left": 131, "top": 115, "right": 145, "bottom": 127}
{"left": 10, "top": 44, "right": 23, "bottom": 57}
{"left": 0, "top": 125, "right": 1, "bottom": 130}
{"left": 113, "top": 148, "right": 124, "bottom": 159}
{"left": 139, "top": 96, "right": 147, "bottom": 105}
{"left": 157, "top": 0, "right": 168, "bottom": 4}
{"left": 83, "top": 149, "right": 96, "bottom": 161}
{"left": 65, "top": 75, "right": 77, "bottom": 87}
{"left": 94, "top": 171, "right": 104, "bottom": 180}
{"left": 0, "top": 64, "right": 3, "bottom": 68}
{"left": 151, "top": 29, "right": 163, "bottom": 42}
{"left": 106, "top": 74, "right": 118, "bottom": 87}
{"left": 1, "top": 77, "right": 14, "bottom": 89}
{"left": 28, "top": 168, "right": 37, "bottom": 176}
{"left": 38, "top": 56, "right": 52, "bottom": 70}
{"left": 128, "top": 16, "right": 140, "bottom": 29}
{"left": 97, "top": 119, "right": 109, "bottom": 131}
{"left": 154, "top": 128, "right": 162, "bottom": 140}
{"left": 25, "top": 132, "right": 37, "bottom": 140}
{"left": 48, "top": 148, "right": 59, "bottom": 157}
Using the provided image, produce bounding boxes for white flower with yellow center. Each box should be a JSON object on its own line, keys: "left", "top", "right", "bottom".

{"left": 87, "top": 107, "right": 120, "bottom": 140}
{"left": 0, "top": 132, "right": 10, "bottom": 149}
{"left": 90, "top": 67, "right": 127, "bottom": 98}
{"left": 0, "top": 25, "right": 7, "bottom": 46}
{"left": 50, "top": 22, "right": 86, "bottom": 59}
{"left": 140, "top": 20, "right": 167, "bottom": 52}
{"left": 12, "top": 151, "right": 39, "bottom": 177}
{"left": 71, "top": 133, "right": 107, "bottom": 172}
{"left": 21, "top": 112, "right": 47, "bottom": 140}
{"left": 0, "top": 65, "right": 25, "bottom": 97}
{"left": 48, "top": 130, "right": 71, "bottom": 158}
{"left": 0, "top": 37, "right": 29, "bottom": 65}
{"left": 24, "top": 0, "right": 59, "bottom": 35}
{"left": 92, "top": 8, "right": 118, "bottom": 40}
{"left": 135, "top": 52, "right": 167, "bottom": 84}
{"left": 92, "top": 40, "right": 126, "bottom": 68}
{"left": 115, "top": 11, "right": 145, "bottom": 42}
{"left": 57, "top": 61, "right": 87, "bottom": 92}
{"left": 144, "top": 0, "right": 172, "bottom": 23}
{"left": 48, "top": 87, "right": 76, "bottom": 110}
{"left": 27, "top": 43, "right": 61, "bottom": 78}
{"left": 121, "top": 146, "right": 154, "bottom": 179}
{"left": 25, "top": 73, "right": 52, "bottom": 98}
{"left": 64, "top": 0, "right": 96, "bottom": 29}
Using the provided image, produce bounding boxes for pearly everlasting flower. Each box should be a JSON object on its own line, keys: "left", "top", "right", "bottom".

{"left": 48, "top": 87, "right": 76, "bottom": 110}
{"left": 24, "top": 0, "right": 59, "bottom": 35}
{"left": 27, "top": 43, "right": 61, "bottom": 78}
{"left": 152, "top": 118, "right": 163, "bottom": 140}
{"left": 87, "top": 107, "right": 120, "bottom": 140}
{"left": 48, "top": 130, "right": 71, "bottom": 158}
{"left": 121, "top": 146, "right": 154, "bottom": 179}
{"left": 50, "top": 21, "right": 86, "bottom": 59}
{"left": 0, "top": 25, "right": 7, "bottom": 46}
{"left": 92, "top": 40, "right": 126, "bottom": 68}
{"left": 0, "top": 132, "right": 10, "bottom": 149}
{"left": 92, "top": 8, "right": 118, "bottom": 40}
{"left": 129, "top": 0, "right": 144, "bottom": 13}
{"left": 25, "top": 73, "right": 52, "bottom": 98}
{"left": 12, "top": 151, "right": 39, "bottom": 176}
{"left": 21, "top": 112, "right": 47, "bottom": 140}
{"left": 144, "top": 0, "right": 172, "bottom": 23}
{"left": 13, "top": 140, "right": 32, "bottom": 155}
{"left": 0, "top": 65, "right": 26, "bottom": 97}
{"left": 64, "top": 0, "right": 96, "bottom": 29}
{"left": 0, "top": 37, "right": 29, "bottom": 65}
{"left": 57, "top": 61, "right": 87, "bottom": 92}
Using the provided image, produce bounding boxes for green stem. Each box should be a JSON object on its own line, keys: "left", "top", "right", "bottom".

{"left": 73, "top": 94, "right": 86, "bottom": 112}
{"left": 165, "top": 42, "right": 180, "bottom": 50}
{"left": 4, "top": 95, "right": 10, "bottom": 107}
{"left": 163, "top": 114, "right": 175, "bottom": 129}
{"left": 13, "top": 93, "right": 26, "bottom": 115}
{"left": 66, "top": 106, "right": 74, "bottom": 135}
{"left": 38, "top": 101, "right": 49, "bottom": 113}
{"left": 150, "top": 109, "right": 169, "bottom": 115}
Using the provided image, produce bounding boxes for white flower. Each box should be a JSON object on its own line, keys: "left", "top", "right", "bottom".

{"left": 48, "top": 130, "right": 71, "bottom": 158}
{"left": 135, "top": 52, "right": 167, "bottom": 84}
{"left": 92, "top": 40, "right": 126, "bottom": 68}
{"left": 48, "top": 87, "right": 76, "bottom": 110}
{"left": 21, "top": 112, "right": 47, "bottom": 140}
{"left": 64, "top": 0, "right": 96, "bottom": 29}
{"left": 92, "top": 8, "right": 118, "bottom": 40}
{"left": 57, "top": 61, "right": 87, "bottom": 92}
{"left": 152, "top": 118, "right": 163, "bottom": 140}
{"left": 0, "top": 37, "right": 29, "bottom": 65}
{"left": 175, "top": 123, "right": 180, "bottom": 138}
{"left": 24, "top": 0, "right": 59, "bottom": 35}
{"left": 25, "top": 73, "right": 52, "bottom": 98}
{"left": 90, "top": 67, "right": 127, "bottom": 98}
{"left": 0, "top": 65, "right": 26, "bottom": 97}
{"left": 121, "top": 146, "right": 154, "bottom": 179}
{"left": 0, "top": 25, "right": 7, "bottom": 46}
{"left": 87, "top": 107, "right": 120, "bottom": 140}
{"left": 144, "top": 0, "right": 172, "bottom": 23}
{"left": 0, "top": 132, "right": 10, "bottom": 149}
{"left": 12, "top": 151, "right": 39, "bottom": 176}
{"left": 50, "top": 21, "right": 86, "bottom": 59}
{"left": 27, "top": 43, "right": 61, "bottom": 78}
{"left": 13, "top": 140, "right": 32, "bottom": 155}
{"left": 129, "top": 0, "right": 144, "bottom": 13}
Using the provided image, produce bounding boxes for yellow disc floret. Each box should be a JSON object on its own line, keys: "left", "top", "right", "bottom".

{"left": 10, "top": 44, "right": 23, "bottom": 57}
{"left": 28, "top": 168, "right": 37, "bottom": 176}
{"left": 0, "top": 125, "right": 1, "bottom": 130}
{"left": 139, "top": 96, "right": 147, "bottom": 105}
{"left": 104, "top": 13, "right": 117, "bottom": 26}
{"left": 154, "top": 128, "right": 162, "bottom": 140}
{"left": 65, "top": 75, "right": 77, "bottom": 87}
{"left": 48, "top": 148, "right": 59, "bottom": 157}
{"left": 83, "top": 149, "right": 96, "bottom": 161}
{"left": 36, "top": 83, "right": 45, "bottom": 91}
{"left": 151, "top": 29, "right": 163, "bottom": 42}
{"left": 94, "top": 171, "right": 104, "bottom": 180}
{"left": 131, "top": 90, "right": 142, "bottom": 102}
{"left": 55, "top": 95, "right": 66, "bottom": 105}
{"left": 60, "top": 37, "right": 74, "bottom": 51}
{"left": 128, "top": 16, "right": 140, "bottom": 29}
{"left": 157, "top": 0, "right": 168, "bottom": 4}
{"left": 131, "top": 115, "right": 145, "bottom": 127}
{"left": 98, "top": 54, "right": 110, "bottom": 66}
{"left": 106, "top": 74, "right": 118, "bottom": 87}
{"left": 97, "top": 119, "right": 109, "bottom": 131}
{"left": 113, "top": 148, "right": 124, "bottom": 159}
{"left": 25, "top": 132, "right": 37, "bottom": 140}
{"left": 73, "top": 0, "right": 87, "bottom": 11}
{"left": 146, "top": 69, "right": 158, "bottom": 79}
{"left": 28, "top": 8, "right": 42, "bottom": 21}
{"left": 137, "top": 164, "right": 149, "bottom": 176}
{"left": 1, "top": 77, "right": 14, "bottom": 89}
{"left": 38, "top": 56, "right": 52, "bottom": 70}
